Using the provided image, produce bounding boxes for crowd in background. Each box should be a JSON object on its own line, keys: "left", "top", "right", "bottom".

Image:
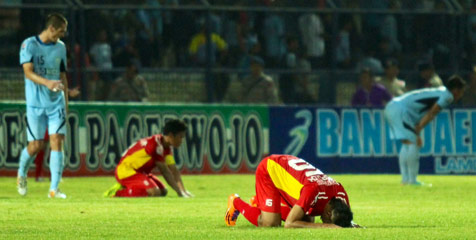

{"left": 0, "top": 0, "right": 475, "bottom": 105}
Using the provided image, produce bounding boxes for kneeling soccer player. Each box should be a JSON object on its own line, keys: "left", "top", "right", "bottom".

{"left": 104, "top": 119, "right": 193, "bottom": 198}
{"left": 225, "top": 154, "right": 359, "bottom": 228}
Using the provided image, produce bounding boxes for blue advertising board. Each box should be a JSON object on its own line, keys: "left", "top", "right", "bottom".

{"left": 270, "top": 107, "right": 476, "bottom": 174}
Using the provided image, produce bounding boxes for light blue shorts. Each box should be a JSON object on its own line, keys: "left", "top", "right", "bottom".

{"left": 26, "top": 105, "right": 66, "bottom": 142}
{"left": 384, "top": 101, "right": 418, "bottom": 143}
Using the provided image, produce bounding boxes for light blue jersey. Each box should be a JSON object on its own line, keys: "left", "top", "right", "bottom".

{"left": 20, "top": 36, "right": 67, "bottom": 108}
{"left": 384, "top": 86, "right": 453, "bottom": 143}
{"left": 391, "top": 86, "right": 453, "bottom": 126}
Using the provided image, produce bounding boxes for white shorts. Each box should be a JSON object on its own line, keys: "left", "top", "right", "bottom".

{"left": 384, "top": 101, "right": 418, "bottom": 143}
{"left": 26, "top": 105, "right": 66, "bottom": 142}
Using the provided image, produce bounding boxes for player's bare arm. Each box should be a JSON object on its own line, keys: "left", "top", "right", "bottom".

{"left": 156, "top": 161, "right": 183, "bottom": 197}
{"left": 284, "top": 205, "right": 340, "bottom": 229}
{"left": 167, "top": 164, "right": 193, "bottom": 197}
{"left": 22, "top": 62, "right": 64, "bottom": 91}
{"left": 414, "top": 103, "right": 441, "bottom": 135}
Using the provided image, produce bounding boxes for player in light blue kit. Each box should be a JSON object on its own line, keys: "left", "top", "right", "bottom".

{"left": 384, "top": 76, "right": 466, "bottom": 186}
{"left": 17, "top": 13, "right": 70, "bottom": 198}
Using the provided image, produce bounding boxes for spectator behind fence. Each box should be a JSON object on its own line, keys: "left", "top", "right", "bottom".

{"left": 263, "top": 12, "right": 286, "bottom": 68}
{"left": 299, "top": 13, "right": 325, "bottom": 69}
{"left": 280, "top": 37, "right": 315, "bottom": 104}
{"left": 188, "top": 24, "right": 228, "bottom": 67}
{"left": 235, "top": 56, "right": 280, "bottom": 104}
{"left": 351, "top": 68, "right": 392, "bottom": 107}
{"left": 356, "top": 45, "right": 384, "bottom": 75}
{"left": 108, "top": 59, "right": 149, "bottom": 102}
{"left": 335, "top": 17, "right": 353, "bottom": 69}
{"left": 416, "top": 62, "right": 443, "bottom": 89}
{"left": 89, "top": 29, "right": 113, "bottom": 84}
{"left": 376, "top": 58, "right": 406, "bottom": 97}
{"left": 461, "top": 66, "right": 476, "bottom": 107}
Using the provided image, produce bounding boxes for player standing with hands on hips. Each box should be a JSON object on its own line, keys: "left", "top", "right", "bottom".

{"left": 17, "top": 13, "right": 71, "bottom": 199}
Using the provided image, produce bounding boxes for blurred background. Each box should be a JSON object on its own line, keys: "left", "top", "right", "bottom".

{"left": 0, "top": 0, "right": 475, "bottom": 106}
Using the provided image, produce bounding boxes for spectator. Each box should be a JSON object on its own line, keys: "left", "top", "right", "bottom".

{"left": 188, "top": 24, "right": 228, "bottom": 67}
{"left": 377, "top": 58, "right": 406, "bottom": 97}
{"left": 108, "top": 59, "right": 149, "bottom": 102}
{"left": 461, "top": 66, "right": 476, "bottom": 107}
{"left": 280, "top": 37, "right": 315, "bottom": 104}
{"left": 351, "top": 68, "right": 392, "bottom": 107}
{"left": 356, "top": 45, "right": 384, "bottom": 75}
{"left": 336, "top": 17, "right": 353, "bottom": 69}
{"left": 380, "top": 0, "right": 402, "bottom": 53}
{"left": 237, "top": 56, "right": 280, "bottom": 104}
{"left": 299, "top": 13, "right": 325, "bottom": 69}
{"left": 89, "top": 29, "right": 114, "bottom": 85}
{"left": 416, "top": 62, "right": 443, "bottom": 88}
{"left": 263, "top": 12, "right": 286, "bottom": 68}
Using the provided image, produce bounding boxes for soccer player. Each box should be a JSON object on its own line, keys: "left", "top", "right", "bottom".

{"left": 17, "top": 13, "right": 69, "bottom": 198}
{"left": 225, "top": 154, "right": 356, "bottom": 228}
{"left": 384, "top": 75, "right": 466, "bottom": 185}
{"left": 104, "top": 119, "right": 193, "bottom": 198}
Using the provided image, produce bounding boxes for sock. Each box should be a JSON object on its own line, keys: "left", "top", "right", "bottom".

{"left": 398, "top": 144, "right": 410, "bottom": 183}
{"left": 115, "top": 188, "right": 148, "bottom": 197}
{"left": 35, "top": 150, "right": 45, "bottom": 180}
{"left": 49, "top": 151, "right": 63, "bottom": 191}
{"left": 233, "top": 197, "right": 261, "bottom": 226}
{"left": 280, "top": 205, "right": 291, "bottom": 221}
{"left": 407, "top": 144, "right": 421, "bottom": 184}
{"left": 18, "top": 148, "right": 36, "bottom": 178}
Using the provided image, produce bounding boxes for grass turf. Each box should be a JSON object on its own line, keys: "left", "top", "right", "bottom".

{"left": 1, "top": 174, "right": 475, "bottom": 239}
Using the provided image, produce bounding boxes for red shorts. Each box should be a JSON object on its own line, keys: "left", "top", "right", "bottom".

{"left": 117, "top": 172, "right": 166, "bottom": 193}
{"left": 255, "top": 158, "right": 281, "bottom": 213}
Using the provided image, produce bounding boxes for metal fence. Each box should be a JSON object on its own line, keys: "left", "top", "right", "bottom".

{"left": 0, "top": 1, "right": 475, "bottom": 105}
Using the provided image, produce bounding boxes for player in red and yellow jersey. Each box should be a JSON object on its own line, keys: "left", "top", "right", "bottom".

{"left": 104, "top": 119, "right": 193, "bottom": 198}
{"left": 225, "top": 154, "right": 358, "bottom": 228}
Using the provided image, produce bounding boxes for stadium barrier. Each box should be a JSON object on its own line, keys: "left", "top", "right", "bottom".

{"left": 1, "top": 102, "right": 475, "bottom": 176}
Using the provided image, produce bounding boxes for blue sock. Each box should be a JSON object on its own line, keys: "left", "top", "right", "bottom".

{"left": 407, "top": 144, "right": 421, "bottom": 184}
{"left": 49, "top": 151, "right": 64, "bottom": 191}
{"left": 398, "top": 144, "right": 410, "bottom": 184}
{"left": 18, "top": 148, "right": 35, "bottom": 178}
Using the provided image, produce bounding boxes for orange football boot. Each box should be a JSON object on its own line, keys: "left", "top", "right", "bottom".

{"left": 225, "top": 194, "right": 240, "bottom": 226}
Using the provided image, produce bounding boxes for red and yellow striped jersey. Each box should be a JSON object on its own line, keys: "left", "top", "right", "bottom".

{"left": 115, "top": 134, "right": 172, "bottom": 180}
{"left": 265, "top": 155, "right": 349, "bottom": 216}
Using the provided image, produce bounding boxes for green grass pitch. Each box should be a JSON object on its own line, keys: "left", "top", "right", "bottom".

{"left": 1, "top": 174, "right": 475, "bottom": 239}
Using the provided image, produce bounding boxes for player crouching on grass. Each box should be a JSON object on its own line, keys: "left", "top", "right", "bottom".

{"left": 104, "top": 119, "right": 193, "bottom": 198}
{"left": 225, "top": 155, "right": 361, "bottom": 228}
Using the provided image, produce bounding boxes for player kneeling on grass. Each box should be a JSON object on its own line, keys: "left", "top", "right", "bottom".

{"left": 225, "top": 154, "right": 360, "bottom": 228}
{"left": 104, "top": 119, "right": 193, "bottom": 198}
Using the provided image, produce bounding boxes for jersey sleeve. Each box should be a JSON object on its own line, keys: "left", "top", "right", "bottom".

{"left": 19, "top": 39, "right": 34, "bottom": 65}
{"left": 144, "top": 136, "right": 165, "bottom": 163}
{"left": 437, "top": 90, "right": 454, "bottom": 108}
{"left": 295, "top": 185, "right": 320, "bottom": 215}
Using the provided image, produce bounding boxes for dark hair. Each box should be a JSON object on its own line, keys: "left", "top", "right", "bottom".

{"left": 45, "top": 13, "right": 67, "bottom": 29}
{"left": 445, "top": 75, "right": 467, "bottom": 91}
{"left": 163, "top": 119, "right": 187, "bottom": 135}
{"left": 329, "top": 198, "right": 353, "bottom": 228}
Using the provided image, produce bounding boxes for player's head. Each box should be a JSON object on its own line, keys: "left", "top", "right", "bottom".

{"left": 44, "top": 13, "right": 68, "bottom": 42}
{"left": 163, "top": 119, "right": 188, "bottom": 148}
{"left": 445, "top": 75, "right": 467, "bottom": 102}
{"left": 321, "top": 198, "right": 353, "bottom": 228}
